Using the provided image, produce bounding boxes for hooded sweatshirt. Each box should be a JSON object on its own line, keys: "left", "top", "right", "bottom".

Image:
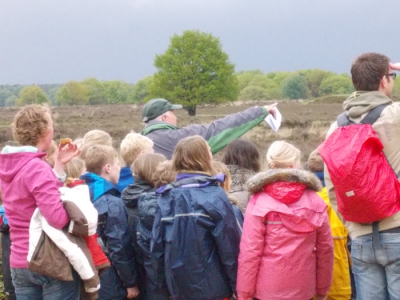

{"left": 324, "top": 91, "right": 400, "bottom": 238}
{"left": 237, "top": 169, "right": 333, "bottom": 300}
{"left": 0, "top": 146, "right": 69, "bottom": 268}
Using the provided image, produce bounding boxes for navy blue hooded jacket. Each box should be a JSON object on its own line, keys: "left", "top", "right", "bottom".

{"left": 151, "top": 173, "right": 241, "bottom": 300}
{"left": 81, "top": 172, "right": 138, "bottom": 299}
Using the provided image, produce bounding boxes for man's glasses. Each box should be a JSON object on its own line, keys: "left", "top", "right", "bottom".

{"left": 387, "top": 73, "right": 397, "bottom": 80}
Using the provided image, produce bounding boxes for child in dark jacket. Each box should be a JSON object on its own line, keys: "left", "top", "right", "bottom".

{"left": 81, "top": 144, "right": 139, "bottom": 299}
{"left": 121, "top": 153, "right": 167, "bottom": 299}
{"left": 151, "top": 135, "right": 241, "bottom": 300}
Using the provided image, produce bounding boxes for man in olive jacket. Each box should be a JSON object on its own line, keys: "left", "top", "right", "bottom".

{"left": 324, "top": 52, "right": 400, "bottom": 300}
{"left": 141, "top": 98, "right": 277, "bottom": 159}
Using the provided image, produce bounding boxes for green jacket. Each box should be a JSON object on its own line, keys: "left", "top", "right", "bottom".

{"left": 142, "top": 106, "right": 267, "bottom": 159}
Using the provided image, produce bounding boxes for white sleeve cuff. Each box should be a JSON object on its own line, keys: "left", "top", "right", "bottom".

{"left": 53, "top": 169, "right": 67, "bottom": 183}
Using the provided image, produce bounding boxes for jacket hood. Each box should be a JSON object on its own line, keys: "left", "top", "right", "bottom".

{"left": 158, "top": 173, "right": 224, "bottom": 194}
{"left": 343, "top": 91, "right": 392, "bottom": 118}
{"left": 0, "top": 146, "right": 45, "bottom": 183}
{"left": 121, "top": 177, "right": 154, "bottom": 208}
{"left": 80, "top": 172, "right": 120, "bottom": 202}
{"left": 247, "top": 169, "right": 322, "bottom": 196}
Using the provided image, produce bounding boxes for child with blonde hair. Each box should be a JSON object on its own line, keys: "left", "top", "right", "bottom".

{"left": 151, "top": 135, "right": 241, "bottom": 300}
{"left": 117, "top": 132, "right": 154, "bottom": 193}
{"left": 121, "top": 153, "right": 169, "bottom": 299}
{"left": 79, "top": 129, "right": 112, "bottom": 160}
{"left": 0, "top": 104, "right": 80, "bottom": 299}
{"left": 80, "top": 144, "right": 139, "bottom": 299}
{"left": 64, "top": 157, "right": 86, "bottom": 179}
{"left": 237, "top": 140, "right": 334, "bottom": 300}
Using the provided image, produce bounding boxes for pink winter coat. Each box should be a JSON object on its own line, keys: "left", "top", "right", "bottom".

{"left": 237, "top": 169, "right": 333, "bottom": 300}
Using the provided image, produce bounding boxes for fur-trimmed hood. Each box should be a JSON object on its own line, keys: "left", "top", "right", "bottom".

{"left": 247, "top": 168, "right": 322, "bottom": 195}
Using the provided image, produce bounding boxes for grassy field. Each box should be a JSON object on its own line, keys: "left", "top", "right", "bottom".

{"left": 0, "top": 98, "right": 344, "bottom": 165}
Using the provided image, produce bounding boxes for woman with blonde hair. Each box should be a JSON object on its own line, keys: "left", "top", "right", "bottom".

{"left": 0, "top": 105, "right": 80, "bottom": 299}
{"left": 151, "top": 135, "right": 241, "bottom": 300}
{"left": 237, "top": 140, "right": 334, "bottom": 300}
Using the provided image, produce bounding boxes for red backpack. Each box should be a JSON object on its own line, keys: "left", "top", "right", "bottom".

{"left": 319, "top": 104, "right": 400, "bottom": 223}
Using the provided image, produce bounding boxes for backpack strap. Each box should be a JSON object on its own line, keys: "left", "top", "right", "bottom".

{"left": 360, "top": 104, "right": 388, "bottom": 125}
{"left": 337, "top": 112, "right": 354, "bottom": 127}
{"left": 337, "top": 104, "right": 388, "bottom": 127}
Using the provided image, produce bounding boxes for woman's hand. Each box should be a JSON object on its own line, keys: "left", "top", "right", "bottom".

{"left": 53, "top": 143, "right": 80, "bottom": 176}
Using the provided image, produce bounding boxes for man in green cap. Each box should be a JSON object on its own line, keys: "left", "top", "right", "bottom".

{"left": 141, "top": 98, "right": 276, "bottom": 159}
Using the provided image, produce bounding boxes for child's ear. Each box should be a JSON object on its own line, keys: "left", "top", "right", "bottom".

{"left": 103, "top": 163, "right": 111, "bottom": 174}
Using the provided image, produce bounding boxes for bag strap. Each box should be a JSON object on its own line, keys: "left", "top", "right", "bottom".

{"left": 337, "top": 104, "right": 388, "bottom": 127}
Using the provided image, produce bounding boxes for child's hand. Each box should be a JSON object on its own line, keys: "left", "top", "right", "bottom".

{"left": 126, "top": 286, "right": 140, "bottom": 299}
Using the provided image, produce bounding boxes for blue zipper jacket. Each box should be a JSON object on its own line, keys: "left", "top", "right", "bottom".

{"left": 151, "top": 173, "right": 241, "bottom": 300}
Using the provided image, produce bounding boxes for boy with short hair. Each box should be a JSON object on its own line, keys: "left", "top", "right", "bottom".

{"left": 81, "top": 144, "right": 140, "bottom": 299}
{"left": 116, "top": 132, "right": 154, "bottom": 192}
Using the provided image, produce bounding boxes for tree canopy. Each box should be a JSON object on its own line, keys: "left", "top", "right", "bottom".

{"left": 281, "top": 75, "right": 308, "bottom": 100}
{"left": 16, "top": 86, "right": 50, "bottom": 106}
{"left": 148, "top": 30, "right": 239, "bottom": 115}
{"left": 56, "top": 81, "right": 89, "bottom": 106}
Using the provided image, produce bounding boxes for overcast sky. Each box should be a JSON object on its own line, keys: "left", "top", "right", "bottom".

{"left": 1, "top": 0, "right": 399, "bottom": 85}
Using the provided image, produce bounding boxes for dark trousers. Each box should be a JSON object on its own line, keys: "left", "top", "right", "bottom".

{"left": 2, "top": 232, "right": 16, "bottom": 300}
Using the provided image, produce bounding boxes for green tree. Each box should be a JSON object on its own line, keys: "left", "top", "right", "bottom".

{"left": 304, "top": 69, "right": 334, "bottom": 97}
{"left": 16, "top": 86, "right": 50, "bottom": 106}
{"left": 319, "top": 74, "right": 353, "bottom": 95}
{"left": 128, "top": 76, "right": 153, "bottom": 103}
{"left": 0, "top": 90, "right": 14, "bottom": 107}
{"left": 148, "top": 30, "right": 239, "bottom": 116}
{"left": 239, "top": 85, "right": 269, "bottom": 100}
{"left": 5, "top": 95, "right": 18, "bottom": 107}
{"left": 102, "top": 80, "right": 133, "bottom": 104}
{"left": 82, "top": 78, "right": 107, "bottom": 105}
{"left": 270, "top": 71, "right": 293, "bottom": 87}
{"left": 236, "top": 70, "right": 263, "bottom": 90}
{"left": 281, "top": 75, "right": 309, "bottom": 100}
{"left": 56, "top": 81, "right": 89, "bottom": 106}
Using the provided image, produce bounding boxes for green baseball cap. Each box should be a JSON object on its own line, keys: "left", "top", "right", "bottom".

{"left": 142, "top": 98, "right": 182, "bottom": 122}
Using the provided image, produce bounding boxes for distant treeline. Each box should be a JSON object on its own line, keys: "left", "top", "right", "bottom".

{"left": 0, "top": 69, "right": 398, "bottom": 107}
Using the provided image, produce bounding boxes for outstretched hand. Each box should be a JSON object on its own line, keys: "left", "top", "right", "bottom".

{"left": 390, "top": 62, "right": 400, "bottom": 71}
{"left": 264, "top": 103, "right": 278, "bottom": 119}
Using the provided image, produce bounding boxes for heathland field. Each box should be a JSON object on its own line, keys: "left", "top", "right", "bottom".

{"left": 0, "top": 98, "right": 345, "bottom": 165}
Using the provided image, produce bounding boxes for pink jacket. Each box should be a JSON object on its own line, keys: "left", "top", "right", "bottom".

{"left": 0, "top": 146, "right": 69, "bottom": 268}
{"left": 237, "top": 169, "right": 333, "bottom": 300}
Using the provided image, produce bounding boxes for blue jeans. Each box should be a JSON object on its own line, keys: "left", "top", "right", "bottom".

{"left": 351, "top": 233, "right": 400, "bottom": 300}
{"left": 11, "top": 268, "right": 80, "bottom": 300}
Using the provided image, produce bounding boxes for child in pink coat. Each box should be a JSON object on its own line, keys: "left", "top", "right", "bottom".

{"left": 237, "top": 141, "right": 333, "bottom": 300}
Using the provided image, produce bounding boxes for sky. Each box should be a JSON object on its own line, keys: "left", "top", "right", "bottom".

{"left": 1, "top": 0, "right": 399, "bottom": 85}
